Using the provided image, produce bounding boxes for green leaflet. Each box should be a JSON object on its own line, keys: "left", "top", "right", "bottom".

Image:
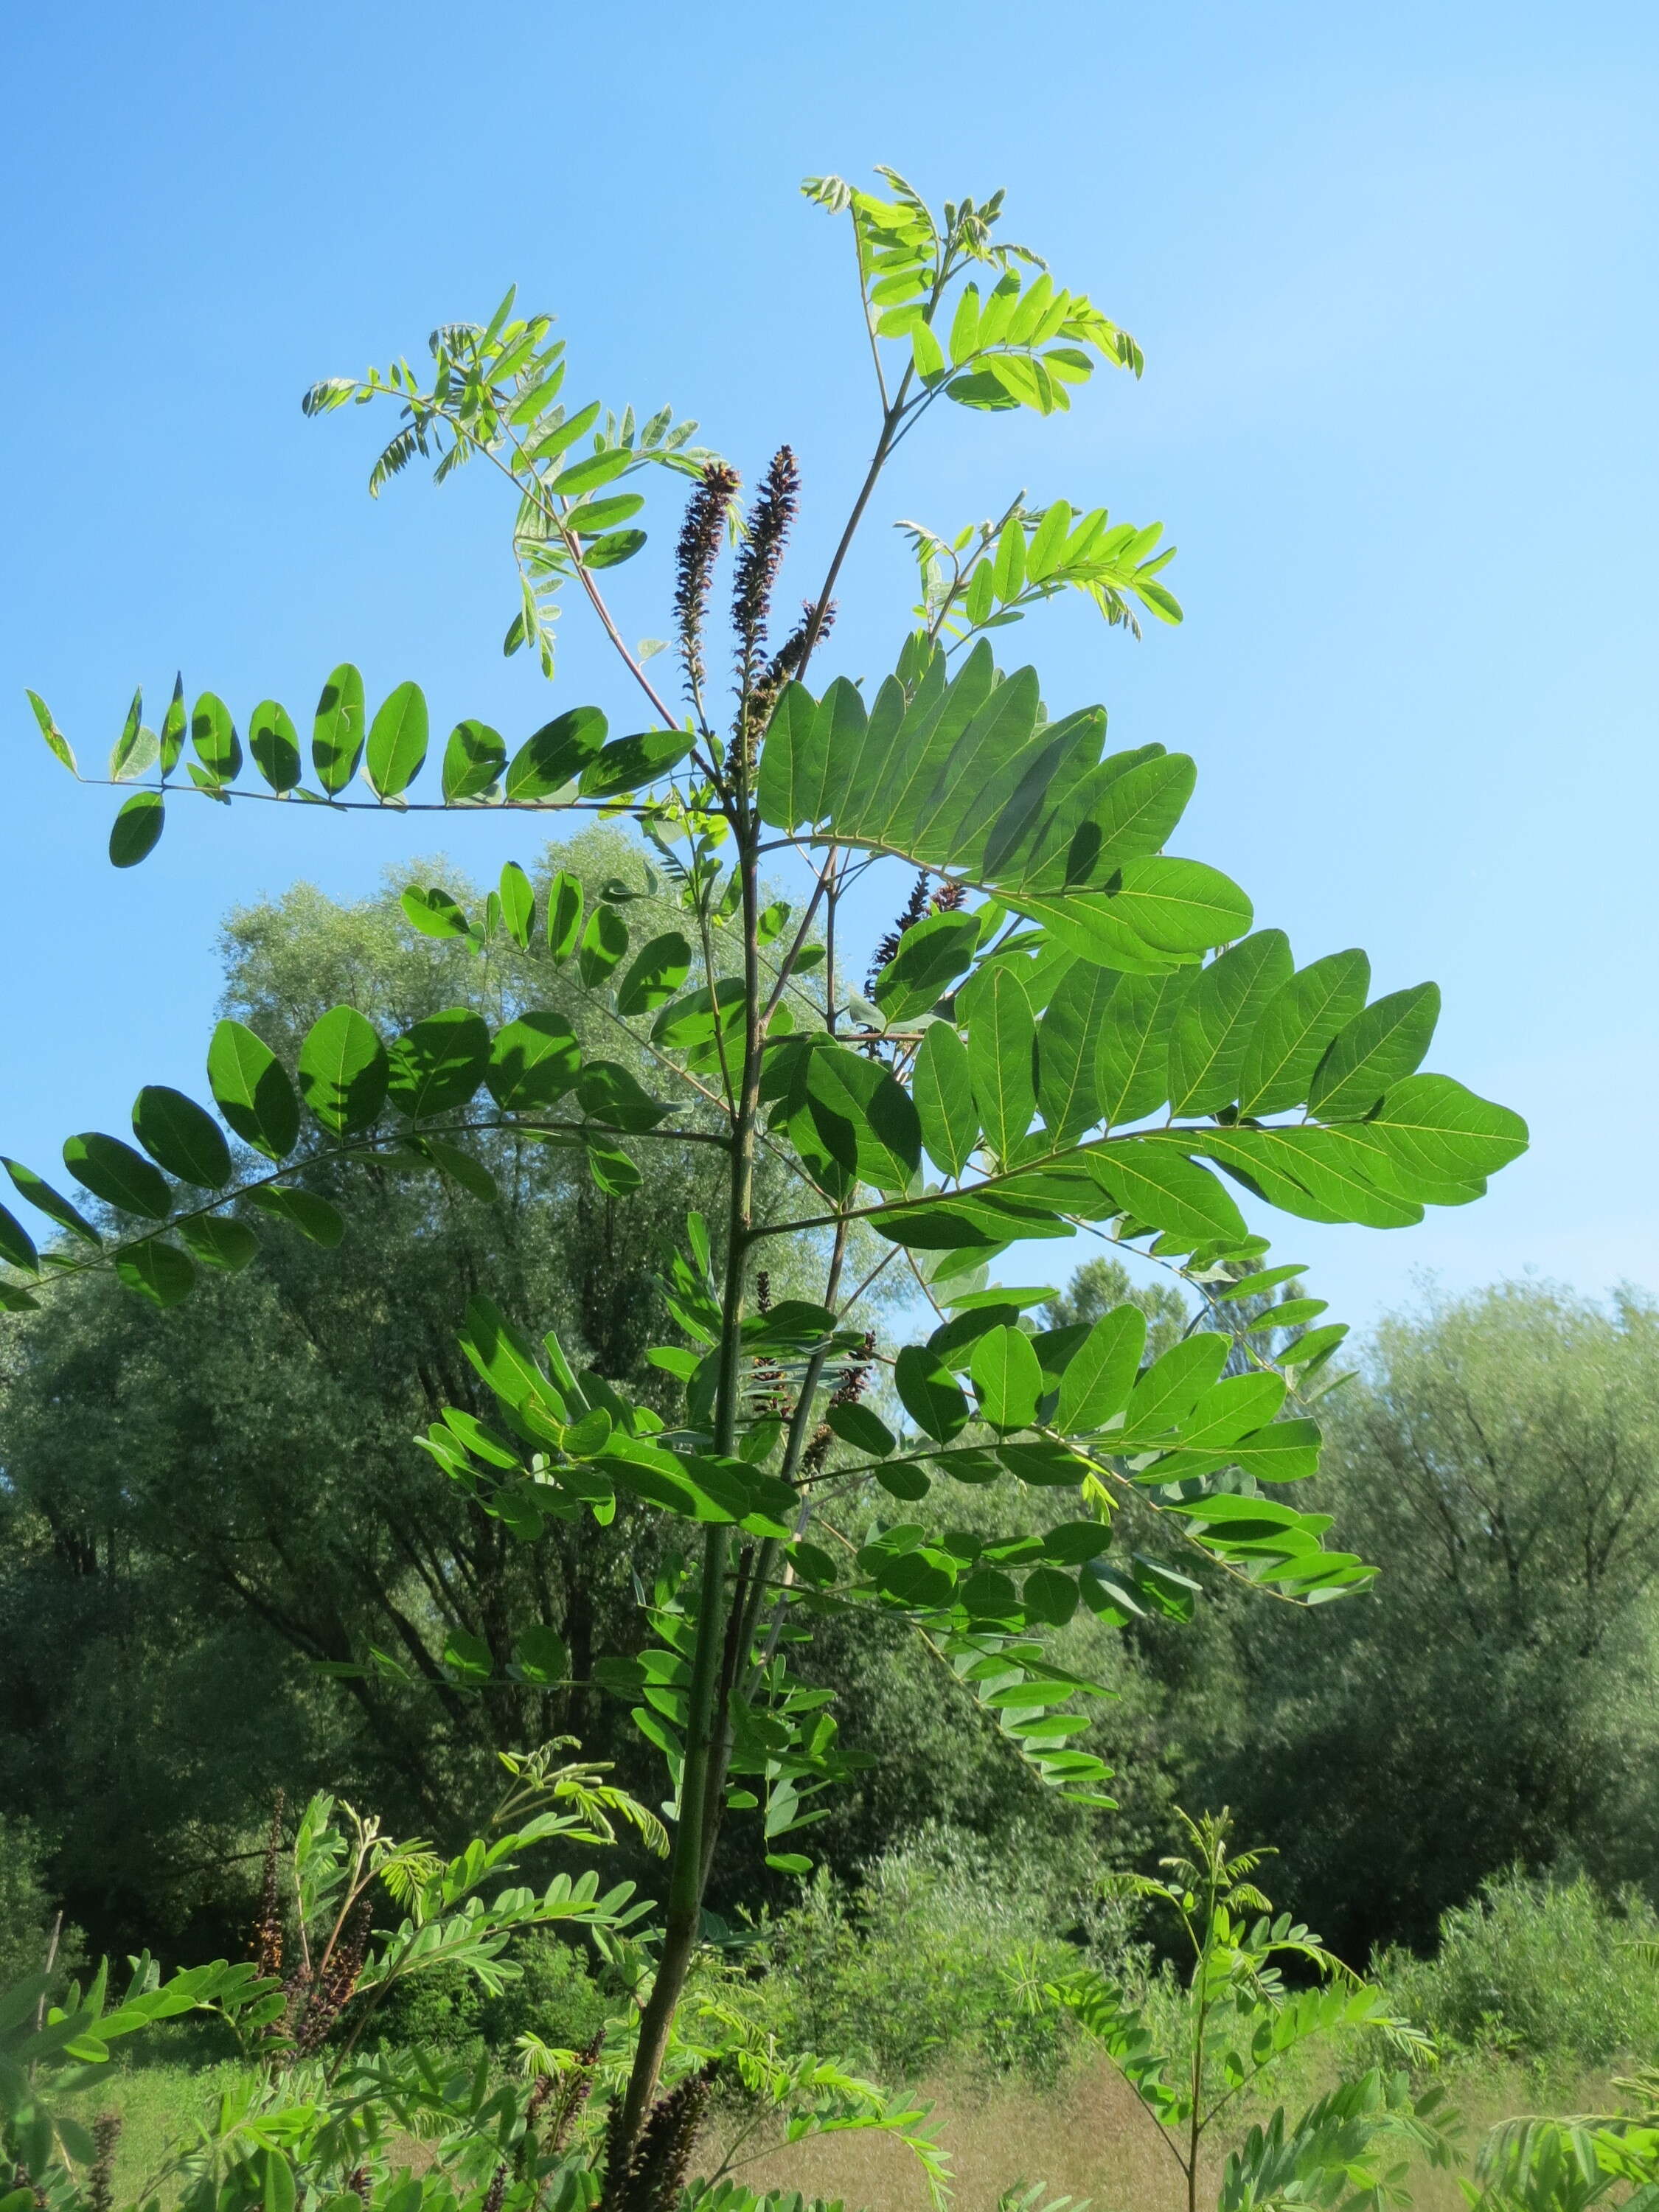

{"left": 1151, "top": 1371, "right": 1287, "bottom": 1469}
{"left": 1084, "top": 1139, "right": 1249, "bottom": 1251}
{"left": 402, "top": 886, "right": 469, "bottom": 939}
{"left": 1189, "top": 1127, "right": 1423, "bottom": 1229}
{"left": 176, "top": 1214, "right": 259, "bottom": 1273}
{"left": 442, "top": 718, "right": 505, "bottom": 801}
{"left": 1121, "top": 1332, "right": 1231, "bottom": 1441}
{"left": 580, "top": 729, "right": 694, "bottom": 797}
{"left": 652, "top": 978, "right": 745, "bottom": 1049}
{"left": 132, "top": 1086, "right": 232, "bottom": 1188}
{"left": 970, "top": 1324, "right": 1043, "bottom": 1429}
{"left": 888, "top": 657, "right": 1036, "bottom": 860}
{"left": 793, "top": 1043, "right": 920, "bottom": 1197}
{"left": 1237, "top": 948, "right": 1370, "bottom": 1117}
{"left": 498, "top": 862, "right": 535, "bottom": 948}
{"left": 1167, "top": 931, "right": 1293, "bottom": 1117}
{"left": 872, "top": 911, "right": 980, "bottom": 1021}
{"left": 159, "top": 674, "right": 186, "bottom": 775}
{"left": 248, "top": 1185, "right": 347, "bottom": 1247}
{"left": 114, "top": 1237, "right": 195, "bottom": 1307}
{"left": 189, "top": 691, "right": 240, "bottom": 785}
{"left": 1036, "top": 959, "right": 1118, "bottom": 1145}
{"left": 1309, "top": 983, "right": 1439, "bottom": 1120}
{"left": 1094, "top": 970, "right": 1191, "bottom": 1127}
{"left": 1018, "top": 750, "right": 1197, "bottom": 894}
{"left": 577, "top": 905, "right": 630, "bottom": 988}
{"left": 1013, "top": 859, "right": 1252, "bottom": 971}
{"left": 3, "top": 1158, "right": 100, "bottom": 1245}
{"left": 312, "top": 664, "right": 365, "bottom": 793}
{"left": 365, "top": 681, "right": 428, "bottom": 798}
{"left": 546, "top": 871, "right": 585, "bottom": 961}
{"left": 297, "top": 1006, "right": 388, "bottom": 1135}
{"left": 506, "top": 706, "right": 608, "bottom": 801}
{"left": 616, "top": 932, "right": 693, "bottom": 1017}
{"left": 109, "top": 791, "right": 164, "bottom": 868}
{"left": 206, "top": 1020, "right": 300, "bottom": 1161}
{"left": 755, "top": 681, "right": 828, "bottom": 832}
{"left": 967, "top": 964, "right": 1037, "bottom": 1165}
{"left": 63, "top": 1133, "right": 170, "bottom": 1221}
{"left": 249, "top": 701, "right": 302, "bottom": 793}
{"left": 0, "top": 1200, "right": 38, "bottom": 1274}
{"left": 386, "top": 1009, "right": 490, "bottom": 1119}
{"left": 894, "top": 1343, "right": 970, "bottom": 1441}
{"left": 1353, "top": 1074, "right": 1528, "bottom": 1195}
{"left": 586, "top": 1141, "right": 642, "bottom": 1197}
{"left": 417, "top": 1136, "right": 499, "bottom": 1202}
{"left": 978, "top": 712, "right": 1115, "bottom": 885}
{"left": 827, "top": 1402, "right": 896, "bottom": 1458}
{"left": 1055, "top": 1303, "right": 1147, "bottom": 1432}
{"left": 1226, "top": 1417, "right": 1322, "bottom": 1484}
{"left": 575, "top": 1062, "right": 672, "bottom": 1132}
{"left": 27, "top": 688, "right": 77, "bottom": 776}
{"left": 460, "top": 1293, "right": 563, "bottom": 1415}
{"left": 913, "top": 1023, "right": 980, "bottom": 1178}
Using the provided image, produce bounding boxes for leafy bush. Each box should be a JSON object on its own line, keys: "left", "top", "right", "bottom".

{"left": 1377, "top": 1868, "right": 1659, "bottom": 2065}
{"left": 703, "top": 1823, "right": 1137, "bottom": 2084}
{"left": 369, "top": 1930, "right": 612, "bottom": 2054}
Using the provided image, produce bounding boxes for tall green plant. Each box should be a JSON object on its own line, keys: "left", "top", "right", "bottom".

{"left": 1057, "top": 1812, "right": 1458, "bottom": 2212}
{"left": 9, "top": 168, "right": 1526, "bottom": 2143}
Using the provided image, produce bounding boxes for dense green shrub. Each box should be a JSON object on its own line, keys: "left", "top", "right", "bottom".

{"left": 1377, "top": 1867, "right": 1659, "bottom": 2065}
{"left": 701, "top": 1823, "right": 1140, "bottom": 2084}
{"left": 366, "top": 1930, "right": 611, "bottom": 2055}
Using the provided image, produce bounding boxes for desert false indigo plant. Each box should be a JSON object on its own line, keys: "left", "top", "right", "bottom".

{"left": 9, "top": 167, "right": 1527, "bottom": 2146}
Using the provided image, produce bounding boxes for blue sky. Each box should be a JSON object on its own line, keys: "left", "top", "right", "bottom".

{"left": 2, "top": 1, "right": 1655, "bottom": 1329}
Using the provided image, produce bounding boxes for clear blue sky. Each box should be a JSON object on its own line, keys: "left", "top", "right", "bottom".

{"left": 3, "top": 1, "right": 1654, "bottom": 1329}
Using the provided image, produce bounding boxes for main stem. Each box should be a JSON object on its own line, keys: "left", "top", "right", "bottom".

{"left": 619, "top": 772, "right": 765, "bottom": 2141}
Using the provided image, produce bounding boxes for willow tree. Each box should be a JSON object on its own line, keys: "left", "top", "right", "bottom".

{"left": 10, "top": 170, "right": 1526, "bottom": 2138}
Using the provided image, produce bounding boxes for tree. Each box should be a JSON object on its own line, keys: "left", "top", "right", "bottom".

{"left": 1193, "top": 1281, "right": 1659, "bottom": 1953}
{"left": 8, "top": 166, "right": 1526, "bottom": 2144}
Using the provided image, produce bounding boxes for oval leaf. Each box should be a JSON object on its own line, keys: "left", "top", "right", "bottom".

{"left": 970, "top": 1324, "right": 1043, "bottom": 1430}
{"left": 177, "top": 1213, "right": 260, "bottom": 1273}
{"left": 386, "top": 1009, "right": 490, "bottom": 1120}
{"left": 109, "top": 791, "right": 164, "bottom": 868}
{"left": 894, "top": 1343, "right": 970, "bottom": 1442}
{"left": 63, "top": 1133, "right": 171, "bottom": 1221}
{"left": 132, "top": 1086, "right": 232, "bottom": 1188}
{"left": 298, "top": 1006, "right": 389, "bottom": 1135}
{"left": 505, "top": 707, "right": 608, "bottom": 801}
{"left": 313, "top": 664, "right": 366, "bottom": 794}
{"left": 207, "top": 1020, "right": 301, "bottom": 1161}
{"left": 190, "top": 691, "right": 241, "bottom": 783}
{"left": 616, "top": 932, "right": 694, "bottom": 1017}
{"left": 249, "top": 700, "right": 302, "bottom": 793}
{"left": 487, "top": 1012, "right": 582, "bottom": 1112}
{"left": 114, "top": 1237, "right": 195, "bottom": 1307}
{"left": 441, "top": 718, "right": 506, "bottom": 802}
{"left": 365, "top": 681, "right": 429, "bottom": 799}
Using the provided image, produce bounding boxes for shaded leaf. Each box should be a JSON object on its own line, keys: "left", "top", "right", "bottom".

{"left": 387, "top": 1009, "right": 490, "bottom": 1119}
{"left": 298, "top": 1006, "right": 389, "bottom": 1135}
{"left": 132, "top": 1086, "right": 232, "bottom": 1188}
{"left": 114, "top": 1237, "right": 195, "bottom": 1307}
{"left": 207, "top": 1020, "right": 301, "bottom": 1161}
{"left": 63, "top": 1133, "right": 171, "bottom": 1220}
